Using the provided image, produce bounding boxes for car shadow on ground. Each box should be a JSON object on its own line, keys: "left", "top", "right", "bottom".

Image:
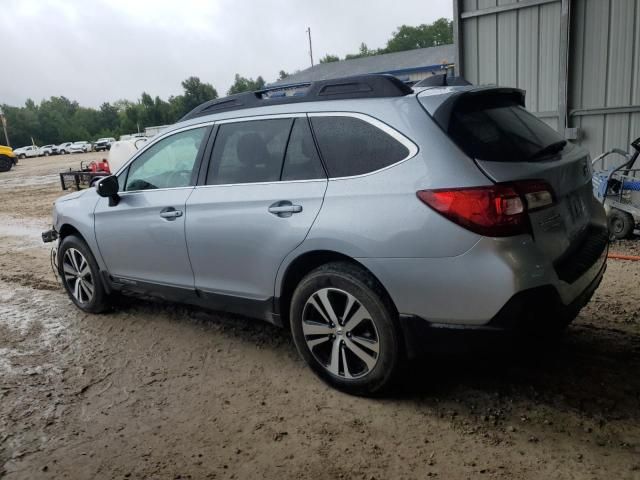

{"left": 112, "top": 295, "right": 640, "bottom": 420}
{"left": 395, "top": 324, "right": 640, "bottom": 420}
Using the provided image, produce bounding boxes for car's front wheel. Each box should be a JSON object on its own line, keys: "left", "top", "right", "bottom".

{"left": 58, "top": 235, "right": 110, "bottom": 313}
{"left": 290, "top": 262, "right": 401, "bottom": 396}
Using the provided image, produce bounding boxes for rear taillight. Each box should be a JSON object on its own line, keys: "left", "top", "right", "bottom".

{"left": 417, "top": 180, "right": 554, "bottom": 237}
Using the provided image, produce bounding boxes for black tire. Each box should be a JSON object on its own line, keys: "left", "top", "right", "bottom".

{"left": 18, "top": 153, "right": 26, "bottom": 159}
{"left": 290, "top": 262, "right": 401, "bottom": 396}
{"left": 0, "top": 155, "right": 12, "bottom": 172}
{"left": 608, "top": 208, "right": 635, "bottom": 240}
{"left": 44, "top": 151, "right": 50, "bottom": 156}
{"left": 58, "top": 235, "right": 110, "bottom": 313}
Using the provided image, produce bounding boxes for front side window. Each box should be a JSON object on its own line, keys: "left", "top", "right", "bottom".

{"left": 310, "top": 115, "right": 410, "bottom": 178}
{"left": 124, "top": 127, "right": 207, "bottom": 191}
{"left": 206, "top": 119, "right": 292, "bottom": 185}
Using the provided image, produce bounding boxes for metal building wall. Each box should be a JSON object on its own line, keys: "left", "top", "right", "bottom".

{"left": 569, "top": 0, "right": 640, "bottom": 159}
{"left": 454, "top": 0, "right": 640, "bottom": 158}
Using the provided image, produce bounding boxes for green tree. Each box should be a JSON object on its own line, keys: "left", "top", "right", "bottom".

{"left": 345, "top": 43, "right": 379, "bottom": 60}
{"left": 227, "top": 74, "right": 266, "bottom": 95}
{"left": 178, "top": 76, "right": 218, "bottom": 116}
{"left": 384, "top": 18, "right": 453, "bottom": 53}
{"left": 0, "top": 76, "right": 220, "bottom": 145}
{"left": 319, "top": 54, "right": 340, "bottom": 64}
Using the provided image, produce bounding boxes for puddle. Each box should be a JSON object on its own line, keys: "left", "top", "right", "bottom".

{"left": 0, "top": 280, "right": 69, "bottom": 375}
{"left": 0, "top": 216, "right": 50, "bottom": 248}
{"left": 0, "top": 174, "right": 58, "bottom": 188}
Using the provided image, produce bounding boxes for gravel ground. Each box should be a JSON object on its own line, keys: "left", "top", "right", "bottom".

{"left": 1, "top": 154, "right": 639, "bottom": 480}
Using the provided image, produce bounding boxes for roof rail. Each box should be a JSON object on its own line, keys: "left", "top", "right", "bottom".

{"left": 180, "top": 74, "right": 413, "bottom": 121}
{"left": 414, "top": 74, "right": 472, "bottom": 88}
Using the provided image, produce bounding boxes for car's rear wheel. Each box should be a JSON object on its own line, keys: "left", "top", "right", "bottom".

{"left": 58, "top": 235, "right": 110, "bottom": 313}
{"left": 44, "top": 151, "right": 50, "bottom": 156}
{"left": 18, "top": 154, "right": 26, "bottom": 159}
{"left": 290, "top": 262, "right": 401, "bottom": 396}
{"left": 608, "top": 208, "right": 635, "bottom": 239}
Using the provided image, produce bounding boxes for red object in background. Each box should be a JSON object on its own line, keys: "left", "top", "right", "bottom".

{"left": 88, "top": 159, "right": 111, "bottom": 174}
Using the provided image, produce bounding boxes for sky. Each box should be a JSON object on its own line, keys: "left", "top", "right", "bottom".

{"left": 1, "top": 0, "right": 452, "bottom": 108}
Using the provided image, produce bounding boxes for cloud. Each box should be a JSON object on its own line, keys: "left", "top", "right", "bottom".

{"left": 1, "top": 0, "right": 452, "bottom": 107}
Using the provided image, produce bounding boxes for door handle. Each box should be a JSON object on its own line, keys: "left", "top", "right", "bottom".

{"left": 159, "top": 208, "right": 183, "bottom": 220}
{"left": 268, "top": 205, "right": 302, "bottom": 214}
{"left": 268, "top": 201, "right": 303, "bottom": 218}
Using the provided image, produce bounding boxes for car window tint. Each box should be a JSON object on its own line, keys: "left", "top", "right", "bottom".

{"left": 448, "top": 94, "right": 565, "bottom": 162}
{"left": 281, "top": 118, "right": 326, "bottom": 181}
{"left": 310, "top": 116, "right": 409, "bottom": 178}
{"left": 207, "top": 119, "right": 292, "bottom": 185}
{"left": 125, "top": 127, "right": 206, "bottom": 191}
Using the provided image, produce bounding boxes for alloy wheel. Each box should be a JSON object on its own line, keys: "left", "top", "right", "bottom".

{"left": 302, "top": 288, "right": 379, "bottom": 379}
{"left": 62, "top": 248, "right": 94, "bottom": 304}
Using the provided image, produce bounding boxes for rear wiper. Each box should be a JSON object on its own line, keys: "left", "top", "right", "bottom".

{"left": 529, "top": 140, "right": 567, "bottom": 160}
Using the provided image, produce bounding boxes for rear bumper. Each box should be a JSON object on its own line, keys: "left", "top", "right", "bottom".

{"left": 357, "top": 225, "right": 608, "bottom": 326}
{"left": 399, "top": 258, "right": 606, "bottom": 357}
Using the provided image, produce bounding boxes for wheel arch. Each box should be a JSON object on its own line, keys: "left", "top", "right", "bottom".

{"left": 276, "top": 249, "right": 397, "bottom": 327}
{"left": 58, "top": 223, "right": 86, "bottom": 242}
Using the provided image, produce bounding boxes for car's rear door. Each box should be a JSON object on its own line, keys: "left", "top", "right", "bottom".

{"left": 185, "top": 115, "right": 327, "bottom": 315}
{"left": 94, "top": 124, "right": 211, "bottom": 289}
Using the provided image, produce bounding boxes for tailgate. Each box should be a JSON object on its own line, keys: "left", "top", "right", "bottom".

{"left": 477, "top": 149, "right": 594, "bottom": 261}
{"left": 421, "top": 87, "right": 599, "bottom": 263}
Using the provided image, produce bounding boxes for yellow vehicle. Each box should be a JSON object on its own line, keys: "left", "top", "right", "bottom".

{"left": 0, "top": 145, "right": 17, "bottom": 172}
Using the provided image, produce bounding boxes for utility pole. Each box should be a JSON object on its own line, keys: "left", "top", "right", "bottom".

{"left": 306, "top": 27, "right": 314, "bottom": 67}
{"left": 0, "top": 108, "right": 9, "bottom": 147}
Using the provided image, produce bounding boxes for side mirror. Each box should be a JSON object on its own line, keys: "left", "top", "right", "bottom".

{"left": 96, "top": 175, "right": 120, "bottom": 206}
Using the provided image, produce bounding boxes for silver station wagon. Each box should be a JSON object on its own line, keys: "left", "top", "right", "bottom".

{"left": 44, "top": 74, "right": 608, "bottom": 395}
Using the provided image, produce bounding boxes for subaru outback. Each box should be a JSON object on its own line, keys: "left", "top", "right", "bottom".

{"left": 43, "top": 75, "right": 608, "bottom": 395}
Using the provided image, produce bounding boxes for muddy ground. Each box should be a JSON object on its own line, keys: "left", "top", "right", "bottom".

{"left": 1, "top": 154, "right": 639, "bottom": 480}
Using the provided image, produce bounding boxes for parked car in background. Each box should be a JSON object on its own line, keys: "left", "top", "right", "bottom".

{"left": 93, "top": 137, "right": 116, "bottom": 152}
{"left": 44, "top": 75, "right": 609, "bottom": 396}
{"left": 0, "top": 145, "right": 18, "bottom": 172}
{"left": 13, "top": 145, "right": 40, "bottom": 159}
{"left": 39, "top": 144, "right": 56, "bottom": 156}
{"left": 55, "top": 142, "right": 73, "bottom": 155}
{"left": 68, "top": 141, "right": 92, "bottom": 153}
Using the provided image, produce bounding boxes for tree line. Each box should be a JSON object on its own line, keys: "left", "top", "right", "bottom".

{"left": 1, "top": 18, "right": 453, "bottom": 148}
{"left": 319, "top": 18, "right": 452, "bottom": 64}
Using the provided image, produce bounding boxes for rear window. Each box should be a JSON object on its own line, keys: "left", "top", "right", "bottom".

{"left": 448, "top": 95, "right": 565, "bottom": 162}
{"left": 310, "top": 116, "right": 410, "bottom": 177}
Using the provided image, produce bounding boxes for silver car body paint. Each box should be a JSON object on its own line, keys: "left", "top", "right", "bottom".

{"left": 51, "top": 85, "right": 608, "bottom": 327}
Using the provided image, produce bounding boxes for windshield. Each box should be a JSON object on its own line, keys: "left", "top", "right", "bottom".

{"left": 448, "top": 94, "right": 566, "bottom": 162}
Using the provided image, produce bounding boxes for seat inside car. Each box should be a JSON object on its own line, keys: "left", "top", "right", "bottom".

{"left": 235, "top": 132, "right": 276, "bottom": 183}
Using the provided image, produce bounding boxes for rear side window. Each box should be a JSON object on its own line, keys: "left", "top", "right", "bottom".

{"left": 281, "top": 118, "right": 326, "bottom": 181}
{"left": 207, "top": 119, "right": 292, "bottom": 185}
{"left": 310, "top": 116, "right": 410, "bottom": 177}
{"left": 448, "top": 95, "right": 566, "bottom": 162}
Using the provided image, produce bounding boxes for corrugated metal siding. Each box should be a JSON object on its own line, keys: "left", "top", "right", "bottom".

{"left": 458, "top": 0, "right": 562, "bottom": 126}
{"left": 456, "top": 0, "right": 640, "bottom": 158}
{"left": 570, "top": 0, "right": 640, "bottom": 162}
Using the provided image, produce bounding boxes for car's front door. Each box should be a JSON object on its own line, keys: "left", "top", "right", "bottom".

{"left": 186, "top": 116, "right": 327, "bottom": 313}
{"left": 94, "top": 125, "right": 210, "bottom": 289}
